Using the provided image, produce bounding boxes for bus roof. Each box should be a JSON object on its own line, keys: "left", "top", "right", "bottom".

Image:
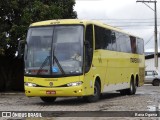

{"left": 30, "top": 19, "right": 142, "bottom": 39}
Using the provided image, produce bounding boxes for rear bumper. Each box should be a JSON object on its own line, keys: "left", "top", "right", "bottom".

{"left": 25, "top": 86, "right": 85, "bottom": 97}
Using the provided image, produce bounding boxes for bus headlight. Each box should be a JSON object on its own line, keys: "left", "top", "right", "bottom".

{"left": 25, "top": 82, "right": 37, "bottom": 87}
{"left": 67, "top": 81, "right": 83, "bottom": 87}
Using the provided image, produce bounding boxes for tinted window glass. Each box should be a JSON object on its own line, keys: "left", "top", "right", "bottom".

{"left": 95, "top": 26, "right": 105, "bottom": 49}
{"left": 116, "top": 32, "right": 131, "bottom": 53}
{"left": 146, "top": 71, "right": 153, "bottom": 76}
{"left": 95, "top": 25, "right": 113, "bottom": 50}
{"left": 137, "top": 38, "right": 144, "bottom": 54}
{"left": 85, "top": 24, "right": 93, "bottom": 73}
{"left": 130, "top": 36, "right": 137, "bottom": 54}
{"left": 125, "top": 36, "right": 132, "bottom": 53}
{"left": 154, "top": 71, "right": 158, "bottom": 75}
{"left": 111, "top": 32, "right": 116, "bottom": 51}
{"left": 94, "top": 25, "right": 143, "bottom": 55}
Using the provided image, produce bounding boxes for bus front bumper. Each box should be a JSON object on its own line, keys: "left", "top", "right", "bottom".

{"left": 25, "top": 86, "right": 85, "bottom": 97}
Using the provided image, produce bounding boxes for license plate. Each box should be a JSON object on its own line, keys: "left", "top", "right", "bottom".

{"left": 46, "top": 90, "right": 56, "bottom": 94}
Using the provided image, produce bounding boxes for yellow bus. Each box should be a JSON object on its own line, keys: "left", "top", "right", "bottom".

{"left": 23, "top": 19, "right": 145, "bottom": 103}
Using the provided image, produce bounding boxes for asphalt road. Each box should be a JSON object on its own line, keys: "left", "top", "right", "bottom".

{"left": 0, "top": 84, "right": 160, "bottom": 120}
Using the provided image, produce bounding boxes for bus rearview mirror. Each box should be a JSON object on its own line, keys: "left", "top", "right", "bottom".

{"left": 18, "top": 40, "right": 26, "bottom": 58}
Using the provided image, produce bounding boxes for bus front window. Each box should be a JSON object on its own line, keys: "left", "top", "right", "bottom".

{"left": 24, "top": 26, "right": 84, "bottom": 76}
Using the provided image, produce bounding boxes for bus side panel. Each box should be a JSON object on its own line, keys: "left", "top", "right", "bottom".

{"left": 99, "top": 50, "right": 145, "bottom": 92}
{"left": 138, "top": 55, "right": 145, "bottom": 86}
{"left": 83, "top": 50, "right": 106, "bottom": 96}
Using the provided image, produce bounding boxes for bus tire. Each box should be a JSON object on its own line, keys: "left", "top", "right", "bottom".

{"left": 120, "top": 78, "right": 136, "bottom": 95}
{"left": 152, "top": 79, "right": 160, "bottom": 86}
{"left": 40, "top": 97, "right": 57, "bottom": 103}
{"left": 83, "top": 81, "right": 100, "bottom": 102}
{"left": 127, "top": 78, "right": 136, "bottom": 95}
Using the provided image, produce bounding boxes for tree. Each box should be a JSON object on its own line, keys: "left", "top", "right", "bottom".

{"left": 0, "top": 0, "right": 77, "bottom": 57}
{"left": 0, "top": 0, "right": 77, "bottom": 91}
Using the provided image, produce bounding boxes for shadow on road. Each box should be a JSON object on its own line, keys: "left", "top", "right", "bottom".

{"left": 35, "top": 92, "right": 130, "bottom": 106}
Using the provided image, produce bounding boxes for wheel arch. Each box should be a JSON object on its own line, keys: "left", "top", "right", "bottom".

{"left": 93, "top": 75, "right": 101, "bottom": 92}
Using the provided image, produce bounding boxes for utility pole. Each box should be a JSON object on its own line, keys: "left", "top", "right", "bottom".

{"left": 136, "top": 0, "right": 158, "bottom": 68}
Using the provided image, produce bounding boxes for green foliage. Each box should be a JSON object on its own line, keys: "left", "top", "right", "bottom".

{"left": 0, "top": 0, "right": 77, "bottom": 57}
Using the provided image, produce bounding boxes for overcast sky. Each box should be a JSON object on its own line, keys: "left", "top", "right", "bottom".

{"left": 74, "top": 0, "right": 160, "bottom": 52}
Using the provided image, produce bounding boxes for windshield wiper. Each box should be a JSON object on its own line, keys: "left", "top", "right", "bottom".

{"left": 37, "top": 56, "right": 50, "bottom": 75}
{"left": 36, "top": 54, "right": 65, "bottom": 75}
{"left": 53, "top": 55, "right": 65, "bottom": 75}
{"left": 52, "top": 44, "right": 65, "bottom": 75}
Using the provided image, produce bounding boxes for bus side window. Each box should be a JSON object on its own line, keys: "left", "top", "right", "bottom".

{"left": 136, "top": 38, "right": 144, "bottom": 55}
{"left": 85, "top": 24, "right": 93, "bottom": 73}
{"left": 95, "top": 25, "right": 113, "bottom": 50}
{"left": 130, "top": 36, "right": 137, "bottom": 54}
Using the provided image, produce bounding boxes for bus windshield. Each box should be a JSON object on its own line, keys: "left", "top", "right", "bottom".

{"left": 24, "top": 25, "right": 84, "bottom": 76}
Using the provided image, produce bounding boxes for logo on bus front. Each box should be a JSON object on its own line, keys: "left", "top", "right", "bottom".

{"left": 49, "top": 82, "right": 53, "bottom": 87}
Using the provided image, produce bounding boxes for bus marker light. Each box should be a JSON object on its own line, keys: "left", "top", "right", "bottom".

{"left": 78, "top": 90, "right": 82, "bottom": 92}
{"left": 46, "top": 90, "right": 56, "bottom": 94}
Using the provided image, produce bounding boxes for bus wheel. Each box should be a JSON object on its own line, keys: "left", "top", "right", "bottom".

{"left": 120, "top": 78, "right": 136, "bottom": 95}
{"left": 127, "top": 78, "right": 136, "bottom": 95}
{"left": 40, "top": 97, "right": 57, "bottom": 103}
{"left": 152, "top": 79, "right": 160, "bottom": 86}
{"left": 83, "top": 81, "right": 100, "bottom": 102}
